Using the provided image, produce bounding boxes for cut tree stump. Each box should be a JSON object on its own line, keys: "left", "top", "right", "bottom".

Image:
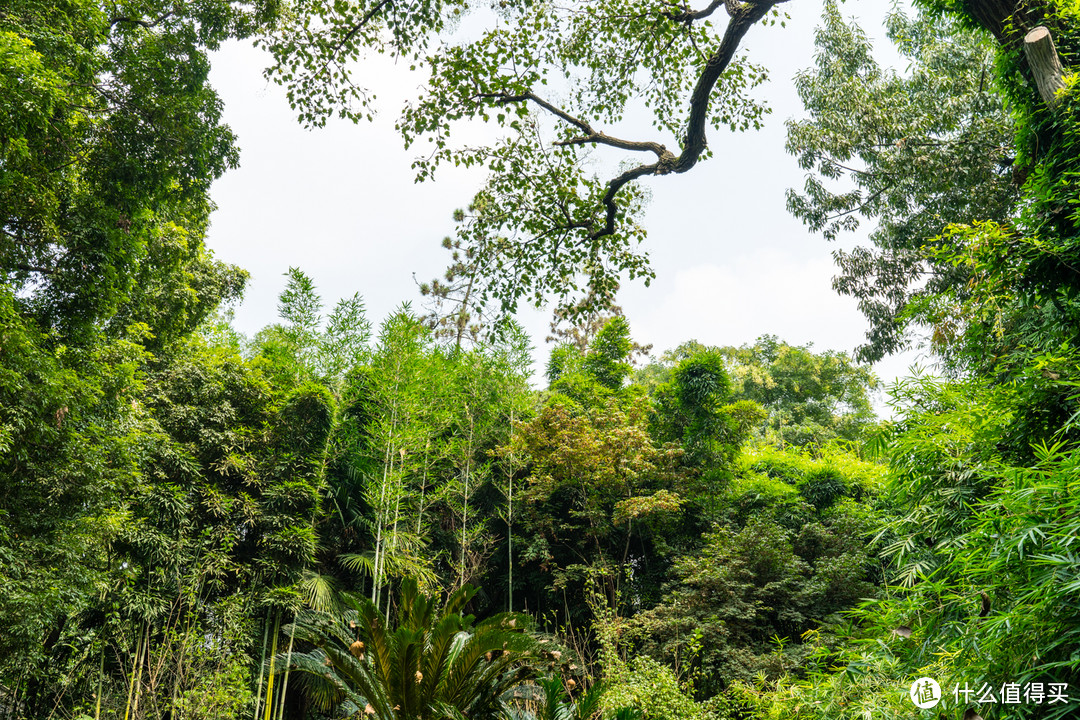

{"left": 1024, "top": 26, "right": 1067, "bottom": 108}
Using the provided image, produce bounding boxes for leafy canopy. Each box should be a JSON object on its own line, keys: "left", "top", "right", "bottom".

{"left": 262, "top": 0, "right": 790, "bottom": 328}
{"left": 786, "top": 1, "right": 1017, "bottom": 361}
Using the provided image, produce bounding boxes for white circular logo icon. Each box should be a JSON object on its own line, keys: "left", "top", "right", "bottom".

{"left": 909, "top": 677, "right": 942, "bottom": 708}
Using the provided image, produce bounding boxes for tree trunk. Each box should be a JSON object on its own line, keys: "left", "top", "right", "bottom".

{"left": 1024, "top": 26, "right": 1067, "bottom": 107}
{"left": 965, "top": 0, "right": 1040, "bottom": 43}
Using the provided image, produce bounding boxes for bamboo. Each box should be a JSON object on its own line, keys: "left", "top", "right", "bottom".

{"left": 375, "top": 440, "right": 395, "bottom": 613}
{"left": 388, "top": 447, "right": 406, "bottom": 578}
{"left": 275, "top": 622, "right": 297, "bottom": 720}
{"left": 170, "top": 592, "right": 198, "bottom": 718}
{"left": 262, "top": 611, "right": 281, "bottom": 720}
{"left": 252, "top": 611, "right": 270, "bottom": 720}
{"left": 460, "top": 405, "right": 474, "bottom": 588}
{"left": 95, "top": 649, "right": 104, "bottom": 720}
{"left": 10, "top": 669, "right": 27, "bottom": 720}
{"left": 123, "top": 624, "right": 146, "bottom": 720}
{"left": 416, "top": 440, "right": 430, "bottom": 536}
{"left": 372, "top": 398, "right": 399, "bottom": 610}
{"left": 132, "top": 627, "right": 148, "bottom": 719}
{"left": 507, "top": 405, "right": 515, "bottom": 612}
{"left": 386, "top": 447, "right": 406, "bottom": 624}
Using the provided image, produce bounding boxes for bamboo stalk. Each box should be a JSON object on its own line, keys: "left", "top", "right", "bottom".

{"left": 123, "top": 624, "right": 146, "bottom": 720}
{"left": 460, "top": 406, "right": 473, "bottom": 588}
{"left": 372, "top": 400, "right": 399, "bottom": 610}
{"left": 508, "top": 405, "right": 515, "bottom": 612}
{"left": 133, "top": 627, "right": 148, "bottom": 719}
{"left": 386, "top": 448, "right": 407, "bottom": 624}
{"left": 252, "top": 613, "right": 270, "bottom": 720}
{"left": 10, "top": 669, "right": 27, "bottom": 720}
{"left": 416, "top": 440, "right": 430, "bottom": 536}
{"left": 95, "top": 649, "right": 104, "bottom": 720}
{"left": 275, "top": 621, "right": 297, "bottom": 720}
{"left": 262, "top": 611, "right": 281, "bottom": 720}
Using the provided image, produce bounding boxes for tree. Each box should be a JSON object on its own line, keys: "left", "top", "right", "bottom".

{"left": 255, "top": 267, "right": 372, "bottom": 395}
{"left": 786, "top": 1, "right": 1018, "bottom": 361}
{"left": 347, "top": 310, "right": 437, "bottom": 611}
{"left": 0, "top": 300, "right": 151, "bottom": 715}
{"left": 546, "top": 290, "right": 652, "bottom": 361}
{"left": 2, "top": 0, "right": 267, "bottom": 339}
{"left": 263, "top": 0, "right": 789, "bottom": 328}
{"left": 583, "top": 317, "right": 635, "bottom": 392}
{"left": 509, "top": 392, "right": 686, "bottom": 622}
{"left": 2, "top": 2, "right": 287, "bottom": 708}
{"left": 632, "top": 509, "right": 879, "bottom": 694}
{"left": 641, "top": 338, "right": 877, "bottom": 451}
{"left": 720, "top": 336, "right": 878, "bottom": 448}
{"left": 644, "top": 345, "right": 765, "bottom": 482}
{"left": 417, "top": 221, "right": 526, "bottom": 350}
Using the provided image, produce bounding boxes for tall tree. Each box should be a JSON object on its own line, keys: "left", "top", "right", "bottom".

{"left": 255, "top": 267, "right": 372, "bottom": 394}
{"left": 2, "top": 0, "right": 266, "bottom": 339}
{"left": 2, "top": 1, "right": 286, "bottom": 708}
{"left": 786, "top": 1, "right": 1017, "bottom": 361}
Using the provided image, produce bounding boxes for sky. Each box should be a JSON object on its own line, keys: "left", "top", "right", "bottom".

{"left": 205, "top": 0, "right": 928, "bottom": 406}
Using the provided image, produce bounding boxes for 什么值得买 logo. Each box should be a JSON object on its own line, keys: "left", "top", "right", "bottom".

{"left": 908, "top": 677, "right": 1072, "bottom": 709}
{"left": 910, "top": 677, "right": 941, "bottom": 709}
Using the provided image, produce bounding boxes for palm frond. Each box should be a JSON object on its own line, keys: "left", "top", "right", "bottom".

{"left": 298, "top": 569, "right": 342, "bottom": 613}
{"left": 282, "top": 580, "right": 546, "bottom": 720}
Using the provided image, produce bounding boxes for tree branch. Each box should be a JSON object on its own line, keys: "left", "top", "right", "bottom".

{"left": 480, "top": 91, "right": 591, "bottom": 134}
{"left": 332, "top": 0, "right": 394, "bottom": 55}
{"left": 12, "top": 263, "right": 54, "bottom": 276}
{"left": 588, "top": 0, "right": 783, "bottom": 239}
{"left": 965, "top": 0, "right": 1039, "bottom": 44}
{"left": 484, "top": 1, "right": 785, "bottom": 243}
{"left": 554, "top": 134, "right": 673, "bottom": 158}
{"left": 675, "top": 1, "right": 781, "bottom": 172}
{"left": 480, "top": 91, "right": 676, "bottom": 158}
{"left": 592, "top": 163, "right": 665, "bottom": 239}
{"left": 664, "top": 0, "right": 724, "bottom": 23}
{"left": 109, "top": 12, "right": 174, "bottom": 30}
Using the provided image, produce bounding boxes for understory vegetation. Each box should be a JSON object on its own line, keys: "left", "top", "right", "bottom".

{"left": 4, "top": 0, "right": 1080, "bottom": 719}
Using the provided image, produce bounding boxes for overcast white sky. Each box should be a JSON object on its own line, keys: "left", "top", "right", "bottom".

{"left": 206, "top": 0, "right": 928, "bottom": 403}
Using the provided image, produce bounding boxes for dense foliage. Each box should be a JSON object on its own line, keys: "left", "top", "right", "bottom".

{"left": 746, "top": 2, "right": 1080, "bottom": 719}
{"left": 0, "top": 238, "right": 884, "bottom": 718}
{"left": 6, "top": 0, "right": 1080, "bottom": 719}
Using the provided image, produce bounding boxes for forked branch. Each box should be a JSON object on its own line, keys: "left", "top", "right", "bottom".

{"left": 594, "top": 0, "right": 786, "bottom": 239}
{"left": 480, "top": 1, "right": 785, "bottom": 241}
{"left": 480, "top": 91, "right": 675, "bottom": 159}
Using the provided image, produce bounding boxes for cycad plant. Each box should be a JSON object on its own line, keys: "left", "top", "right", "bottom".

{"left": 283, "top": 578, "right": 550, "bottom": 719}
